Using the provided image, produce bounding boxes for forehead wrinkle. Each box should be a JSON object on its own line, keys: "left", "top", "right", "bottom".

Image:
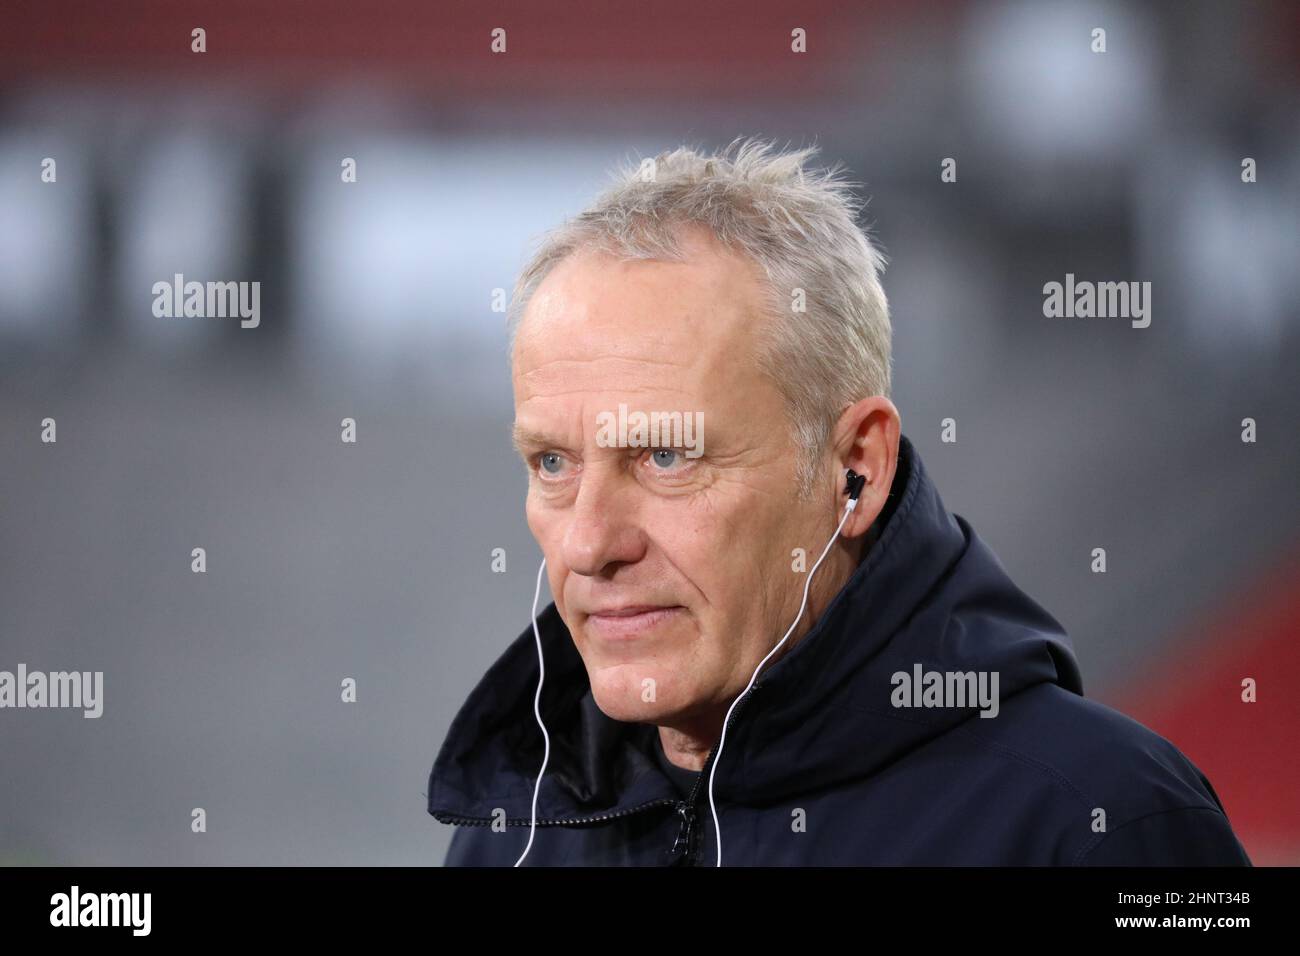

{"left": 516, "top": 353, "right": 697, "bottom": 387}
{"left": 516, "top": 384, "right": 709, "bottom": 405}
{"left": 516, "top": 351, "right": 720, "bottom": 404}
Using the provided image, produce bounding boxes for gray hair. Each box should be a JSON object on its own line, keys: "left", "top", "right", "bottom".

{"left": 507, "top": 136, "right": 891, "bottom": 497}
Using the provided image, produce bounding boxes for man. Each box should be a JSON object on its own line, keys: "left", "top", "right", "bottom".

{"left": 427, "top": 138, "right": 1252, "bottom": 866}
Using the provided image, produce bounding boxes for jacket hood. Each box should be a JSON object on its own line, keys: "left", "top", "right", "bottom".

{"left": 428, "top": 433, "right": 1084, "bottom": 824}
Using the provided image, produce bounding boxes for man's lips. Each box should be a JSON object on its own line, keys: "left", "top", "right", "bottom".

{"left": 587, "top": 604, "right": 677, "bottom": 617}
{"left": 585, "top": 605, "right": 685, "bottom": 639}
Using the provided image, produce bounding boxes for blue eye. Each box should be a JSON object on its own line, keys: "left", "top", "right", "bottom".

{"left": 650, "top": 449, "right": 679, "bottom": 469}
{"left": 540, "top": 453, "right": 564, "bottom": 475}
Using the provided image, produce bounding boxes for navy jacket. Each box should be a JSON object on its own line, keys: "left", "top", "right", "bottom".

{"left": 427, "top": 434, "right": 1252, "bottom": 866}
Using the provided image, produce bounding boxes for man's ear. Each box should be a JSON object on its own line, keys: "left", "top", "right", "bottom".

{"left": 830, "top": 396, "right": 901, "bottom": 538}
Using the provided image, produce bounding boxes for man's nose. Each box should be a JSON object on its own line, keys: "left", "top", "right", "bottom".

{"left": 561, "top": 467, "right": 645, "bottom": 577}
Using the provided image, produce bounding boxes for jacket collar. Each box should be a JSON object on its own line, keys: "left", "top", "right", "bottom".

{"left": 428, "top": 433, "right": 1083, "bottom": 822}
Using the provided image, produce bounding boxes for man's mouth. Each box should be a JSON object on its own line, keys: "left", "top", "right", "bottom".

{"left": 585, "top": 605, "right": 685, "bottom": 639}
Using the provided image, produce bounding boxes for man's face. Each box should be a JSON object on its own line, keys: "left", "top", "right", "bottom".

{"left": 511, "top": 227, "right": 833, "bottom": 729}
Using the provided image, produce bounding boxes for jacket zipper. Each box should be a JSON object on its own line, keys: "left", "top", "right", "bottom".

{"left": 670, "top": 682, "right": 761, "bottom": 866}
{"left": 431, "top": 797, "right": 679, "bottom": 828}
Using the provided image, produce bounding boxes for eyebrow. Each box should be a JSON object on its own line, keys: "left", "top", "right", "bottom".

{"left": 510, "top": 423, "right": 554, "bottom": 458}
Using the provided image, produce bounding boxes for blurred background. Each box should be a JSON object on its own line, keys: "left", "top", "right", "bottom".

{"left": 0, "top": 0, "right": 1296, "bottom": 865}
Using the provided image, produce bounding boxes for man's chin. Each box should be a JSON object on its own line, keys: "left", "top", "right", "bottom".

{"left": 586, "top": 669, "right": 684, "bottom": 725}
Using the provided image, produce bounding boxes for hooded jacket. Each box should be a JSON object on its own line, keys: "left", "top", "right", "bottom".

{"left": 427, "top": 434, "right": 1253, "bottom": 866}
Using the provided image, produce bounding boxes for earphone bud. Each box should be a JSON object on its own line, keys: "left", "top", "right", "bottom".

{"left": 845, "top": 468, "right": 868, "bottom": 505}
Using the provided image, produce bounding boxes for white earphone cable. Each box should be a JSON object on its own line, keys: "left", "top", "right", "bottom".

{"left": 707, "top": 494, "right": 858, "bottom": 866}
{"left": 514, "top": 556, "right": 550, "bottom": 867}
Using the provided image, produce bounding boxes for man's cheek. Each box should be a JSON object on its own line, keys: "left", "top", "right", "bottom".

{"left": 526, "top": 506, "right": 562, "bottom": 558}
{"left": 523, "top": 494, "right": 543, "bottom": 537}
